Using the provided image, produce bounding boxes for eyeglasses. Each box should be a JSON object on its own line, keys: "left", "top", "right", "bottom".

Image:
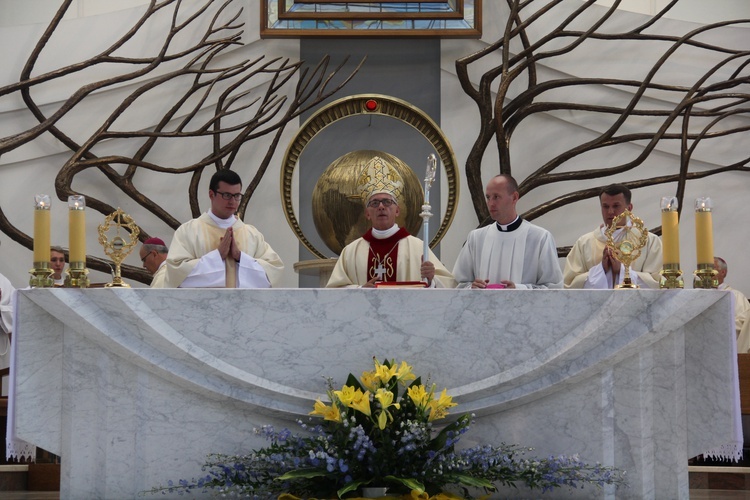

{"left": 140, "top": 252, "right": 152, "bottom": 264}
{"left": 213, "top": 190, "right": 243, "bottom": 201}
{"left": 367, "top": 198, "right": 396, "bottom": 208}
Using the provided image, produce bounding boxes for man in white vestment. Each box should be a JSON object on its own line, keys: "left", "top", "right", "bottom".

{"left": 563, "top": 184, "right": 662, "bottom": 289}
{"left": 164, "top": 170, "right": 284, "bottom": 288}
{"left": 326, "top": 163, "right": 455, "bottom": 288}
{"left": 139, "top": 237, "right": 169, "bottom": 288}
{"left": 715, "top": 257, "right": 750, "bottom": 352}
{"left": 452, "top": 175, "right": 563, "bottom": 289}
{"left": 50, "top": 246, "right": 66, "bottom": 286}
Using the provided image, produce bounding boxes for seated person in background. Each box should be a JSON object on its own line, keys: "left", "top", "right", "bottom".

{"left": 452, "top": 175, "right": 563, "bottom": 289}
{"left": 715, "top": 257, "right": 750, "bottom": 352}
{"left": 326, "top": 171, "right": 455, "bottom": 288}
{"left": 140, "top": 237, "right": 169, "bottom": 288}
{"left": 563, "top": 184, "right": 662, "bottom": 289}
{"left": 50, "top": 246, "right": 66, "bottom": 286}
{"left": 165, "top": 169, "right": 283, "bottom": 288}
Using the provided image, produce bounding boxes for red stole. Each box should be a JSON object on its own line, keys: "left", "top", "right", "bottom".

{"left": 363, "top": 227, "right": 410, "bottom": 282}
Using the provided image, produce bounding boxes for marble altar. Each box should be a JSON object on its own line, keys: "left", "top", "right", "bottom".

{"left": 9, "top": 288, "right": 741, "bottom": 499}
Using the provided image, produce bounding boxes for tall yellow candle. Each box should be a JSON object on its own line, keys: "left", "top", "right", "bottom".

{"left": 68, "top": 195, "right": 86, "bottom": 263}
{"left": 694, "top": 197, "right": 713, "bottom": 266}
{"left": 33, "top": 195, "right": 51, "bottom": 264}
{"left": 660, "top": 197, "right": 680, "bottom": 266}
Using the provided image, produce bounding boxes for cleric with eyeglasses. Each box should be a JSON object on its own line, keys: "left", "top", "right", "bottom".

{"left": 163, "top": 169, "right": 284, "bottom": 288}
{"left": 326, "top": 166, "right": 455, "bottom": 289}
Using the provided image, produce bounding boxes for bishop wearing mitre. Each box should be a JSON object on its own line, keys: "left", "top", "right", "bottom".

{"left": 326, "top": 159, "right": 455, "bottom": 289}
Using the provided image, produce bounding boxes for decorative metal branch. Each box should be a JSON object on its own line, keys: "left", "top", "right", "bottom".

{"left": 456, "top": 0, "right": 749, "bottom": 246}
{"left": 0, "top": 0, "right": 362, "bottom": 283}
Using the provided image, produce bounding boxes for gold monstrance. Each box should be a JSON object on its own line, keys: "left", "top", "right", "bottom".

{"left": 604, "top": 210, "right": 649, "bottom": 289}
{"left": 98, "top": 209, "right": 140, "bottom": 287}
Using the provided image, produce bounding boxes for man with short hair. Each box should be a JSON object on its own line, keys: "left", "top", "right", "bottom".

{"left": 563, "top": 184, "right": 662, "bottom": 289}
{"left": 139, "top": 237, "right": 169, "bottom": 288}
{"left": 715, "top": 256, "right": 750, "bottom": 352}
{"left": 165, "top": 170, "right": 284, "bottom": 288}
{"left": 326, "top": 165, "right": 454, "bottom": 288}
{"left": 50, "top": 246, "right": 66, "bottom": 286}
{"left": 452, "top": 175, "right": 563, "bottom": 289}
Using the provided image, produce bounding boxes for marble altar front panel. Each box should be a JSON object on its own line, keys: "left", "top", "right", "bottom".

{"left": 11, "top": 288, "right": 739, "bottom": 499}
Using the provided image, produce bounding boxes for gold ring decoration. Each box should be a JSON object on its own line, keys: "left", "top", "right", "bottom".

{"left": 280, "top": 94, "right": 459, "bottom": 259}
{"left": 605, "top": 210, "right": 649, "bottom": 289}
{"left": 98, "top": 208, "right": 141, "bottom": 287}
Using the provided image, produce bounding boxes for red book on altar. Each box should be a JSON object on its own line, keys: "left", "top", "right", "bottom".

{"left": 374, "top": 281, "right": 428, "bottom": 288}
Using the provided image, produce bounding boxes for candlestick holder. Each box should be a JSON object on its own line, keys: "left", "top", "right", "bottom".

{"left": 30, "top": 194, "right": 53, "bottom": 287}
{"left": 65, "top": 261, "right": 89, "bottom": 288}
{"left": 29, "top": 263, "right": 54, "bottom": 288}
{"left": 98, "top": 208, "right": 140, "bottom": 288}
{"left": 660, "top": 263, "right": 684, "bottom": 289}
{"left": 693, "top": 263, "right": 718, "bottom": 289}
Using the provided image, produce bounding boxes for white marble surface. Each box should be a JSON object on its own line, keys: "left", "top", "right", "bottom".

{"left": 10, "top": 288, "right": 740, "bottom": 499}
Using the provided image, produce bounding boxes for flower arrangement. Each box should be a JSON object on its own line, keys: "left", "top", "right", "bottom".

{"left": 150, "top": 358, "right": 625, "bottom": 498}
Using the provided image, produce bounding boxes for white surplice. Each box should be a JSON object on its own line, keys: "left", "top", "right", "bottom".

{"left": 452, "top": 220, "right": 563, "bottom": 289}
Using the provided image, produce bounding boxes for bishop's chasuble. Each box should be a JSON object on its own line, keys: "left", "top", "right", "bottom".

{"left": 326, "top": 228, "right": 455, "bottom": 288}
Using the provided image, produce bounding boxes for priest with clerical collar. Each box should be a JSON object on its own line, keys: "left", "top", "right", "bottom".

{"left": 326, "top": 167, "right": 455, "bottom": 289}
{"left": 452, "top": 174, "right": 563, "bottom": 289}
{"left": 164, "top": 169, "right": 284, "bottom": 288}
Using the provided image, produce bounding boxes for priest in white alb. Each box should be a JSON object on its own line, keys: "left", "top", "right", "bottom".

{"left": 326, "top": 160, "right": 455, "bottom": 288}
{"left": 164, "top": 169, "right": 284, "bottom": 288}
{"left": 452, "top": 174, "right": 563, "bottom": 289}
{"left": 563, "top": 184, "right": 662, "bottom": 289}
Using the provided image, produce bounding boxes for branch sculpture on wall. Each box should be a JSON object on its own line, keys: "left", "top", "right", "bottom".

{"left": 456, "top": 0, "right": 749, "bottom": 254}
{"left": 0, "top": 0, "right": 362, "bottom": 283}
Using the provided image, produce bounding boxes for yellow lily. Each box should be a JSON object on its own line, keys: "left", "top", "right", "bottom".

{"left": 395, "top": 360, "right": 417, "bottom": 384}
{"left": 407, "top": 384, "right": 430, "bottom": 408}
{"left": 334, "top": 385, "right": 358, "bottom": 405}
{"left": 360, "top": 370, "right": 379, "bottom": 392}
{"left": 309, "top": 399, "right": 341, "bottom": 423}
{"left": 374, "top": 388, "right": 400, "bottom": 429}
{"left": 374, "top": 361, "right": 398, "bottom": 385}
{"left": 427, "top": 388, "right": 457, "bottom": 421}
{"left": 349, "top": 389, "right": 372, "bottom": 416}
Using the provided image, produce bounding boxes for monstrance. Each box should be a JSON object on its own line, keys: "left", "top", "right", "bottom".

{"left": 98, "top": 209, "right": 140, "bottom": 287}
{"left": 604, "top": 210, "right": 649, "bottom": 289}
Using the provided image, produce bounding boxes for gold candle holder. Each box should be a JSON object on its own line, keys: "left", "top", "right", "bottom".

{"left": 65, "top": 261, "right": 89, "bottom": 288}
{"left": 693, "top": 197, "right": 716, "bottom": 289}
{"left": 659, "top": 197, "right": 682, "bottom": 289}
{"left": 660, "top": 263, "right": 684, "bottom": 289}
{"left": 30, "top": 194, "right": 54, "bottom": 288}
{"left": 65, "top": 195, "right": 89, "bottom": 288}
{"left": 694, "top": 263, "right": 718, "bottom": 289}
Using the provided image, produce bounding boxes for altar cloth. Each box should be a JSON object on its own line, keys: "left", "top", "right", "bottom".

{"left": 8, "top": 288, "right": 741, "bottom": 498}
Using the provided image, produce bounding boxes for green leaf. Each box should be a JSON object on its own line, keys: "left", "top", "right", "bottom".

{"left": 452, "top": 474, "right": 496, "bottom": 489}
{"left": 384, "top": 475, "right": 425, "bottom": 492}
{"left": 338, "top": 479, "right": 367, "bottom": 498}
{"left": 275, "top": 468, "right": 328, "bottom": 480}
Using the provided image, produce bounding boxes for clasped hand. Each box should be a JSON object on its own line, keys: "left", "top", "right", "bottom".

{"left": 218, "top": 227, "right": 241, "bottom": 261}
{"left": 601, "top": 246, "right": 621, "bottom": 274}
